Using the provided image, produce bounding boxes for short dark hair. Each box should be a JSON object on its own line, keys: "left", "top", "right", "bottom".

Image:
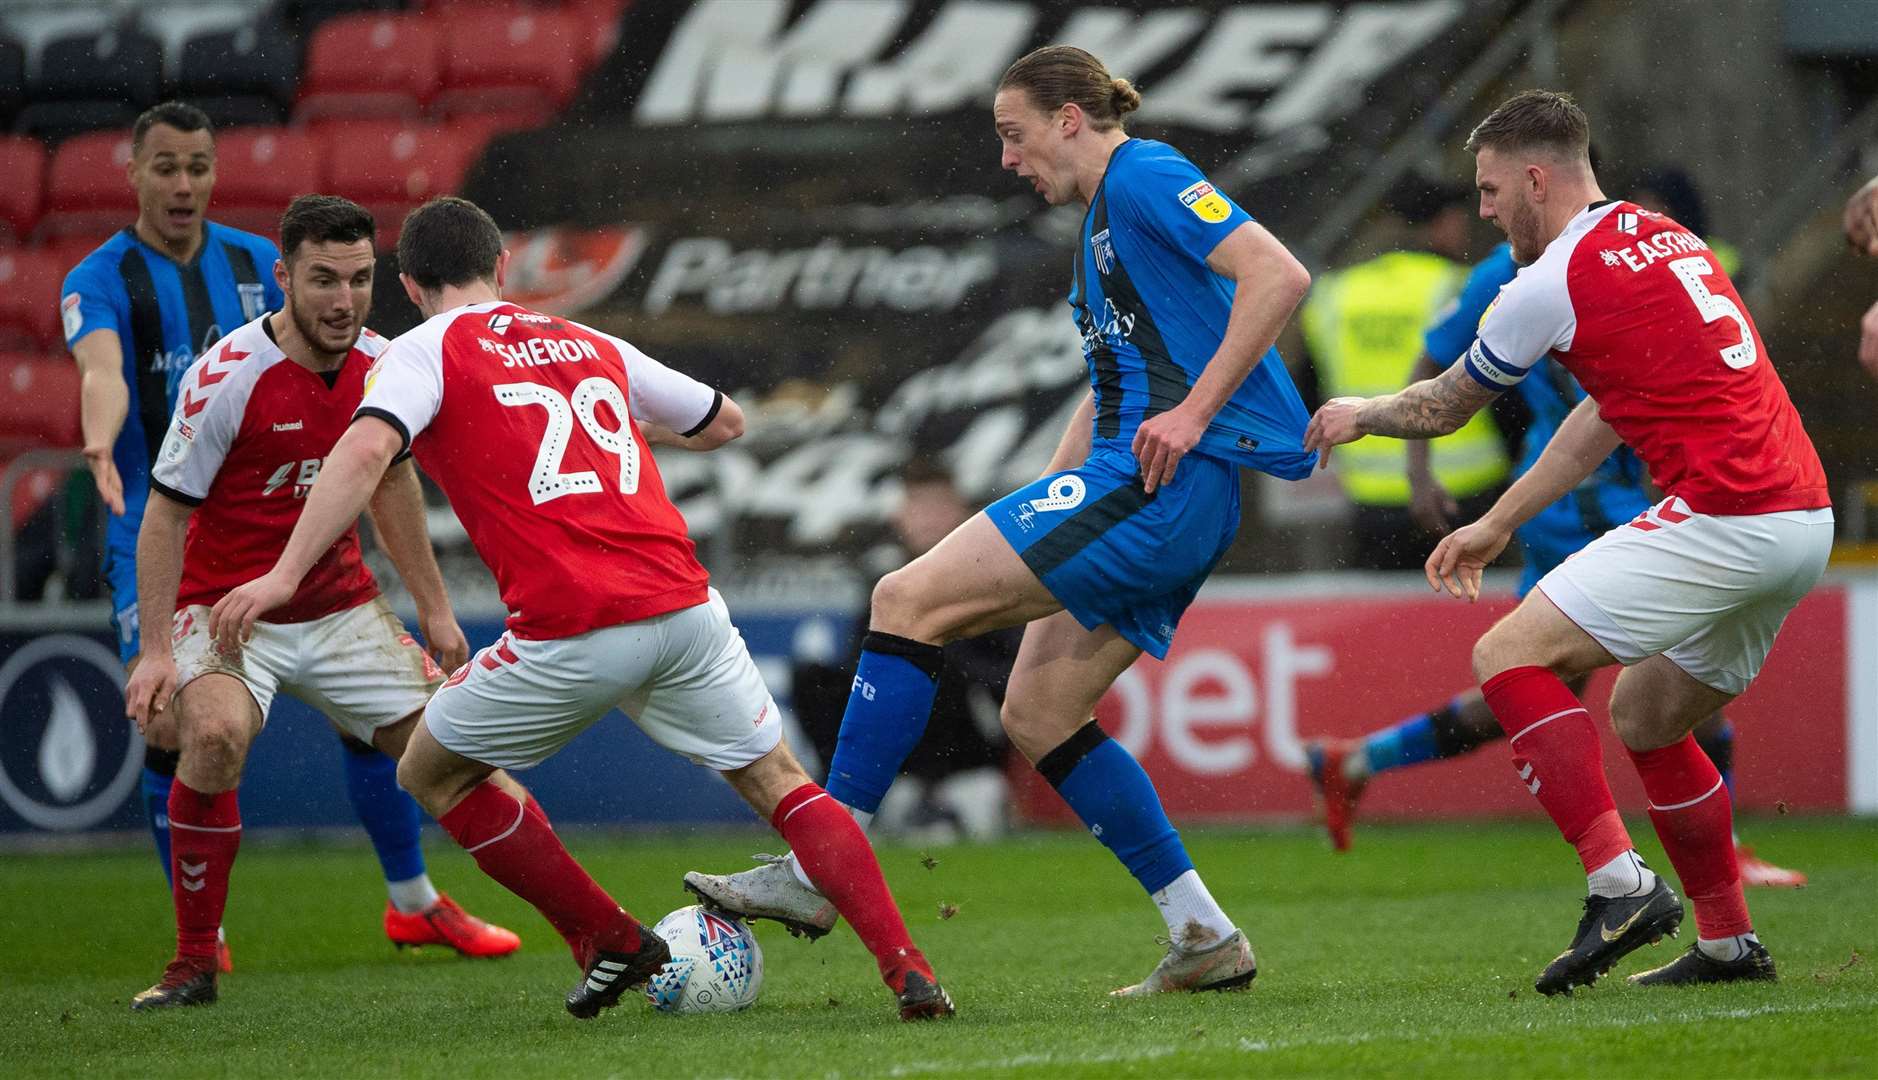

{"left": 1464, "top": 89, "right": 1591, "bottom": 161}
{"left": 397, "top": 196, "right": 502, "bottom": 291}
{"left": 132, "top": 101, "right": 213, "bottom": 154}
{"left": 279, "top": 194, "right": 376, "bottom": 263}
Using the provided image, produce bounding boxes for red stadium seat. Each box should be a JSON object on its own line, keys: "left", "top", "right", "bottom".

{"left": 211, "top": 127, "right": 320, "bottom": 238}
{"left": 0, "top": 354, "right": 82, "bottom": 448}
{"left": 295, "top": 13, "right": 441, "bottom": 124}
{"left": 433, "top": 10, "right": 583, "bottom": 122}
{"left": 1, "top": 454, "right": 66, "bottom": 531}
{"left": 42, "top": 132, "right": 137, "bottom": 240}
{"left": 0, "top": 252, "right": 70, "bottom": 351}
{"left": 0, "top": 136, "right": 47, "bottom": 243}
{"left": 317, "top": 122, "right": 480, "bottom": 243}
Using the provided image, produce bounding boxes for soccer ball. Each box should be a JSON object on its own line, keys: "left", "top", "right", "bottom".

{"left": 644, "top": 905, "right": 764, "bottom": 1014}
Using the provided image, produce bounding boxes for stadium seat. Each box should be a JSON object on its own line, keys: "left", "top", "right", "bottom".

{"left": 317, "top": 121, "right": 480, "bottom": 243}
{"left": 432, "top": 10, "right": 584, "bottom": 122}
{"left": 1, "top": 454, "right": 66, "bottom": 532}
{"left": 15, "top": 24, "right": 163, "bottom": 142}
{"left": 0, "top": 252, "right": 71, "bottom": 351}
{"left": 295, "top": 14, "right": 440, "bottom": 124}
{"left": 176, "top": 18, "right": 304, "bottom": 129}
{"left": 289, "top": 0, "right": 406, "bottom": 33}
{"left": 0, "top": 354, "right": 82, "bottom": 448}
{"left": 211, "top": 127, "right": 319, "bottom": 239}
{"left": 0, "top": 135, "right": 46, "bottom": 243}
{"left": 41, "top": 132, "right": 136, "bottom": 240}
{"left": 137, "top": 3, "right": 259, "bottom": 78}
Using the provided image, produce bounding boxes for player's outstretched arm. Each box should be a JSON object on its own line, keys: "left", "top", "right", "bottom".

{"left": 70, "top": 331, "right": 128, "bottom": 516}
{"left": 209, "top": 417, "right": 402, "bottom": 651}
{"left": 365, "top": 458, "right": 468, "bottom": 671}
{"left": 1133, "top": 222, "right": 1310, "bottom": 493}
{"left": 123, "top": 491, "right": 192, "bottom": 733}
{"left": 1304, "top": 363, "right": 1500, "bottom": 464}
{"left": 1426, "top": 396, "right": 1621, "bottom": 601}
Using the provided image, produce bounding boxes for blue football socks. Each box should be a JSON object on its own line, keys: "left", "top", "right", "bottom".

{"left": 340, "top": 737, "right": 428, "bottom": 887}
{"left": 825, "top": 632, "right": 944, "bottom": 815}
{"left": 1038, "top": 722, "right": 1193, "bottom": 894}
{"left": 1362, "top": 713, "right": 1442, "bottom": 776}
{"left": 141, "top": 748, "right": 177, "bottom": 885}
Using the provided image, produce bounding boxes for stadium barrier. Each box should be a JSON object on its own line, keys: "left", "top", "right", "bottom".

{"left": 1, "top": 574, "right": 1873, "bottom": 835}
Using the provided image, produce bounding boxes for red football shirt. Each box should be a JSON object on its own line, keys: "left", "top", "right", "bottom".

{"left": 1465, "top": 201, "right": 1828, "bottom": 516}
{"left": 356, "top": 301, "right": 719, "bottom": 640}
{"left": 151, "top": 315, "right": 382, "bottom": 621}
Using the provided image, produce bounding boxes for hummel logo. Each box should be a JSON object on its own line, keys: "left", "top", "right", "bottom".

{"left": 1599, "top": 907, "right": 1648, "bottom": 943}
{"left": 273, "top": 420, "right": 303, "bottom": 432}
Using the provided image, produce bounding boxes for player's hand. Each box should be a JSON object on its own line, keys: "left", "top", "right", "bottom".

{"left": 1425, "top": 517, "right": 1512, "bottom": 602}
{"left": 1844, "top": 176, "right": 1878, "bottom": 257}
{"left": 209, "top": 571, "right": 295, "bottom": 653}
{"left": 1302, "top": 397, "right": 1368, "bottom": 469}
{"left": 1408, "top": 472, "right": 1460, "bottom": 535}
{"left": 1132, "top": 404, "right": 1206, "bottom": 495}
{"left": 1860, "top": 299, "right": 1878, "bottom": 380}
{"left": 82, "top": 444, "right": 125, "bottom": 516}
{"left": 124, "top": 652, "right": 177, "bottom": 733}
{"left": 420, "top": 609, "right": 470, "bottom": 673}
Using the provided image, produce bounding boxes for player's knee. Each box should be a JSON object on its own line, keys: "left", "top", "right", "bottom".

{"left": 180, "top": 714, "right": 251, "bottom": 783}
{"left": 868, "top": 566, "right": 929, "bottom": 638}
{"left": 394, "top": 752, "right": 444, "bottom": 813}
{"left": 1470, "top": 630, "right": 1515, "bottom": 683}
{"left": 998, "top": 696, "right": 1077, "bottom": 764}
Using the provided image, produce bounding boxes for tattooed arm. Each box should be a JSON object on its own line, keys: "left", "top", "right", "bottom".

{"left": 1302, "top": 363, "right": 1500, "bottom": 461}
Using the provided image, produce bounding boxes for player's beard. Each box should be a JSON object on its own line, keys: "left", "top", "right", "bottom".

{"left": 1505, "top": 197, "right": 1545, "bottom": 264}
{"left": 289, "top": 301, "right": 363, "bottom": 363}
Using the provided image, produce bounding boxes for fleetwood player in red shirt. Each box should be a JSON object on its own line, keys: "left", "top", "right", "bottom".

{"left": 122, "top": 196, "right": 522, "bottom": 1010}
{"left": 211, "top": 196, "right": 953, "bottom": 1023}
{"left": 1305, "top": 92, "right": 1832, "bottom": 995}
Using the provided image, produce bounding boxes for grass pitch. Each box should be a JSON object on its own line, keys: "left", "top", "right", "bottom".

{"left": 2, "top": 817, "right": 1874, "bottom": 1078}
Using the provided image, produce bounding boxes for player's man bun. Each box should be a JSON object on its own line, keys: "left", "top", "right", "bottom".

{"left": 998, "top": 45, "right": 1140, "bottom": 132}
{"left": 1109, "top": 77, "right": 1141, "bottom": 119}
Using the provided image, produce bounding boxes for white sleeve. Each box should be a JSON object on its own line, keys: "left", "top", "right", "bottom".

{"left": 150, "top": 358, "right": 243, "bottom": 505}
{"left": 1464, "top": 265, "right": 1576, "bottom": 390}
{"left": 355, "top": 332, "right": 444, "bottom": 451}
{"left": 606, "top": 333, "right": 720, "bottom": 436}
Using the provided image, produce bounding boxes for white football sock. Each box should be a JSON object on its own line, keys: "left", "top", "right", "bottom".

{"left": 1341, "top": 750, "right": 1372, "bottom": 784}
{"left": 783, "top": 851, "right": 820, "bottom": 893}
{"left": 1697, "top": 932, "right": 1760, "bottom": 963}
{"left": 1587, "top": 850, "right": 1656, "bottom": 898}
{"left": 1151, "top": 870, "right": 1236, "bottom": 948}
{"left": 387, "top": 873, "right": 441, "bottom": 914}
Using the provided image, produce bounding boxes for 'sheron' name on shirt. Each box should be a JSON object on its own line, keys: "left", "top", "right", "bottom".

{"left": 481, "top": 335, "right": 603, "bottom": 369}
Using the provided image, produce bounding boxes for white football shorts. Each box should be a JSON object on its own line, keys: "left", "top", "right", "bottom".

{"left": 422, "top": 588, "right": 781, "bottom": 772}
{"left": 1535, "top": 496, "right": 1833, "bottom": 695}
{"left": 171, "top": 595, "right": 443, "bottom": 741}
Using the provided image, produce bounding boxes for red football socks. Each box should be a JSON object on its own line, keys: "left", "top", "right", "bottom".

{"left": 168, "top": 780, "right": 241, "bottom": 962}
{"left": 773, "top": 783, "right": 931, "bottom": 991}
{"left": 438, "top": 782, "right": 638, "bottom": 958}
{"left": 1482, "top": 666, "right": 1634, "bottom": 874}
{"left": 1629, "top": 736, "right": 1751, "bottom": 938}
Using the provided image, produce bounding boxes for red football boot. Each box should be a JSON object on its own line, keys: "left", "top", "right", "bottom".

{"left": 216, "top": 929, "right": 233, "bottom": 974}
{"left": 1306, "top": 739, "right": 1368, "bottom": 852}
{"left": 1736, "top": 844, "right": 1807, "bottom": 888}
{"left": 384, "top": 894, "right": 522, "bottom": 957}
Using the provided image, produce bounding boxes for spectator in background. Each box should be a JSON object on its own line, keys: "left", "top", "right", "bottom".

{"left": 1632, "top": 165, "right": 1741, "bottom": 275}
{"left": 1300, "top": 174, "right": 1509, "bottom": 569}
{"left": 791, "top": 458, "right": 1017, "bottom": 843}
{"left": 1844, "top": 173, "right": 1878, "bottom": 377}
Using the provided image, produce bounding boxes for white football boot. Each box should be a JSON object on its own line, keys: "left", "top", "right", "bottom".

{"left": 683, "top": 854, "right": 839, "bottom": 940}
{"left": 1110, "top": 927, "right": 1257, "bottom": 996}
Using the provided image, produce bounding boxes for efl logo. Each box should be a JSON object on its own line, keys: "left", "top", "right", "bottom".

{"left": 1178, "top": 181, "right": 1231, "bottom": 223}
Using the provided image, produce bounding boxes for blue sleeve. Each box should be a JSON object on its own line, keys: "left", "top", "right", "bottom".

{"left": 251, "top": 235, "right": 285, "bottom": 310}
{"left": 1110, "top": 153, "right": 1253, "bottom": 267}
{"left": 60, "top": 256, "right": 127, "bottom": 350}
{"left": 1423, "top": 248, "right": 1516, "bottom": 365}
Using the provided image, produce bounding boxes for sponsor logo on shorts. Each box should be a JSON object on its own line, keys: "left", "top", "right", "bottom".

{"left": 1008, "top": 475, "right": 1086, "bottom": 533}
{"left": 753, "top": 702, "right": 769, "bottom": 728}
